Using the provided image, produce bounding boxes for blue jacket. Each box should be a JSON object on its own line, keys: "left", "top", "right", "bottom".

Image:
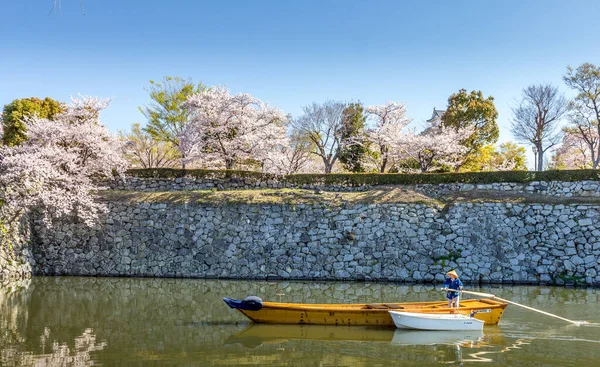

{"left": 444, "top": 278, "right": 463, "bottom": 299}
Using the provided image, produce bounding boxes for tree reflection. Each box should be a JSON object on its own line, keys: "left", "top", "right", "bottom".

{"left": 2, "top": 327, "right": 106, "bottom": 367}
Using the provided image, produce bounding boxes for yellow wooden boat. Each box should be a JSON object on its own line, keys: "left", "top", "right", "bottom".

{"left": 223, "top": 297, "right": 507, "bottom": 326}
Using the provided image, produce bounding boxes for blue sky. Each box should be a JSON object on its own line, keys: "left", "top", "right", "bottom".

{"left": 2, "top": 0, "right": 600, "bottom": 165}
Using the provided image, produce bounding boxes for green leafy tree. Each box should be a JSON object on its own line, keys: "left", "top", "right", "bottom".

{"left": 442, "top": 89, "right": 499, "bottom": 169}
{"left": 338, "top": 103, "right": 368, "bottom": 172}
{"left": 495, "top": 142, "right": 527, "bottom": 170}
{"left": 460, "top": 142, "right": 527, "bottom": 171}
{"left": 459, "top": 145, "right": 496, "bottom": 172}
{"left": 140, "top": 76, "right": 208, "bottom": 168}
{"left": 2, "top": 97, "right": 64, "bottom": 146}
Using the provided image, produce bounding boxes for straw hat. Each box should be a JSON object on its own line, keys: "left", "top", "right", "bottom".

{"left": 447, "top": 270, "right": 459, "bottom": 278}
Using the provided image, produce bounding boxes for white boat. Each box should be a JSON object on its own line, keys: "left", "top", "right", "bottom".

{"left": 389, "top": 311, "right": 485, "bottom": 331}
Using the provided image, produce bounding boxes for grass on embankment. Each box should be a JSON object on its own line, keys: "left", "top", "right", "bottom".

{"left": 98, "top": 187, "right": 600, "bottom": 206}
{"left": 445, "top": 190, "right": 600, "bottom": 205}
{"left": 98, "top": 187, "right": 441, "bottom": 206}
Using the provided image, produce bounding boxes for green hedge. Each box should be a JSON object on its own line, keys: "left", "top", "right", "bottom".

{"left": 126, "top": 168, "right": 600, "bottom": 186}
{"left": 126, "top": 168, "right": 280, "bottom": 181}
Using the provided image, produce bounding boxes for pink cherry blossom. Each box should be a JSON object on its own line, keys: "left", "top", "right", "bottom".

{"left": 181, "top": 87, "right": 287, "bottom": 170}
{"left": 366, "top": 102, "right": 412, "bottom": 172}
{"left": 550, "top": 130, "right": 594, "bottom": 169}
{"left": 397, "top": 124, "right": 473, "bottom": 172}
{"left": 0, "top": 96, "right": 127, "bottom": 227}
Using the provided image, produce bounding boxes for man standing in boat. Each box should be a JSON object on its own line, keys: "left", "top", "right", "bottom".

{"left": 444, "top": 270, "right": 463, "bottom": 308}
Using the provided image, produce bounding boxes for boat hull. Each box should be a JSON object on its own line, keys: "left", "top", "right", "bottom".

{"left": 231, "top": 298, "right": 507, "bottom": 326}
{"left": 389, "top": 311, "right": 485, "bottom": 331}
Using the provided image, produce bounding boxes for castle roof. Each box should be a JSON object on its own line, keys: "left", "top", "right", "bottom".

{"left": 427, "top": 108, "right": 445, "bottom": 122}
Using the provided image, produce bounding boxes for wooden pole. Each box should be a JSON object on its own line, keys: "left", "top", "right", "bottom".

{"left": 442, "top": 288, "right": 587, "bottom": 325}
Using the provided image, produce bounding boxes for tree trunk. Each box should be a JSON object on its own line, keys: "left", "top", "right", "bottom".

{"left": 225, "top": 158, "right": 236, "bottom": 170}
{"left": 379, "top": 160, "right": 387, "bottom": 173}
{"left": 419, "top": 155, "right": 428, "bottom": 172}
{"left": 180, "top": 152, "right": 186, "bottom": 169}
{"left": 380, "top": 146, "right": 388, "bottom": 173}
{"left": 536, "top": 143, "right": 544, "bottom": 171}
{"left": 322, "top": 154, "right": 337, "bottom": 174}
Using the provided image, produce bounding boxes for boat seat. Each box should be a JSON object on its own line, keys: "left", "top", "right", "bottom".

{"left": 364, "top": 304, "right": 389, "bottom": 309}
{"left": 383, "top": 304, "right": 405, "bottom": 309}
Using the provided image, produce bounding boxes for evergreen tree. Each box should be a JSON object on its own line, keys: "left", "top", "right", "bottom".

{"left": 2, "top": 97, "right": 64, "bottom": 146}
{"left": 442, "top": 89, "right": 499, "bottom": 170}
{"left": 338, "top": 103, "right": 368, "bottom": 172}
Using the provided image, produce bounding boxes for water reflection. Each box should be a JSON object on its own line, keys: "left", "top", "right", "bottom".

{"left": 226, "top": 324, "right": 396, "bottom": 348}
{"left": 0, "top": 277, "right": 599, "bottom": 366}
{"left": 391, "top": 329, "right": 485, "bottom": 345}
{"left": 1, "top": 328, "right": 106, "bottom": 367}
{"left": 221, "top": 322, "right": 545, "bottom": 366}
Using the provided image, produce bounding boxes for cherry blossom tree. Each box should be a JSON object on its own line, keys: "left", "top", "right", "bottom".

{"left": 549, "top": 129, "right": 594, "bottom": 169}
{"left": 366, "top": 102, "right": 412, "bottom": 172}
{"left": 397, "top": 124, "right": 472, "bottom": 172}
{"left": 0, "top": 96, "right": 127, "bottom": 228}
{"left": 262, "top": 132, "right": 314, "bottom": 175}
{"left": 181, "top": 87, "right": 287, "bottom": 170}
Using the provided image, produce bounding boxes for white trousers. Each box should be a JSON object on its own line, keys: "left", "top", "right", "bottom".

{"left": 449, "top": 296, "right": 460, "bottom": 307}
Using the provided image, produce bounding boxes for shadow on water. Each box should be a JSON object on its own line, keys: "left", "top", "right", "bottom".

{"left": 1, "top": 277, "right": 600, "bottom": 366}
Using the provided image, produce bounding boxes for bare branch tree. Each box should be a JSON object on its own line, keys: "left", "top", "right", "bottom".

{"left": 50, "top": 1, "right": 85, "bottom": 15}
{"left": 291, "top": 101, "right": 347, "bottom": 173}
{"left": 563, "top": 63, "right": 600, "bottom": 168}
{"left": 510, "top": 83, "right": 567, "bottom": 171}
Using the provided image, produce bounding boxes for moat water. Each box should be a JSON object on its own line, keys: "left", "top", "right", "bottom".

{"left": 1, "top": 277, "right": 599, "bottom": 366}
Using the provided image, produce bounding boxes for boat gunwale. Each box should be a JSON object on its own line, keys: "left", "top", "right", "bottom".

{"left": 257, "top": 299, "right": 507, "bottom": 313}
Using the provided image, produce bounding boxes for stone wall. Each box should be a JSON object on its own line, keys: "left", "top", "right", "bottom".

{"left": 0, "top": 215, "right": 34, "bottom": 283}
{"left": 32, "top": 200, "right": 600, "bottom": 286}
{"left": 108, "top": 176, "right": 600, "bottom": 198}
{"left": 415, "top": 180, "right": 600, "bottom": 198}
